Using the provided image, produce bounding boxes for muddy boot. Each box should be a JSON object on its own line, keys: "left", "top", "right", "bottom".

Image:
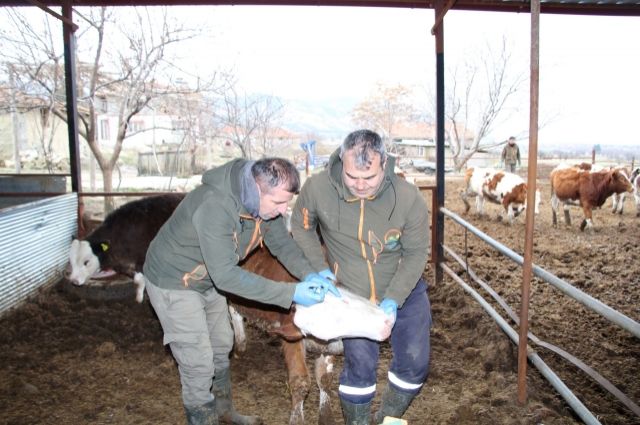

{"left": 340, "top": 398, "right": 371, "bottom": 425}
{"left": 372, "top": 385, "right": 414, "bottom": 424}
{"left": 211, "top": 367, "right": 262, "bottom": 425}
{"left": 184, "top": 400, "right": 219, "bottom": 425}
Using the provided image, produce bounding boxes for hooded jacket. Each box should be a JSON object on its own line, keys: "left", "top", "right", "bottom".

{"left": 291, "top": 149, "right": 429, "bottom": 307}
{"left": 143, "top": 159, "right": 316, "bottom": 309}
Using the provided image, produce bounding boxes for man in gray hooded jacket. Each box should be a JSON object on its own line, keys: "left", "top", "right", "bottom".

{"left": 143, "top": 157, "right": 339, "bottom": 425}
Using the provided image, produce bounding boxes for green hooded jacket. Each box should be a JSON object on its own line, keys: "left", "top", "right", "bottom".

{"left": 143, "top": 159, "right": 316, "bottom": 309}
{"left": 291, "top": 149, "right": 429, "bottom": 307}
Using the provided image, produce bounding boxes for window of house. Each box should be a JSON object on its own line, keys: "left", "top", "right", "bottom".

{"left": 128, "top": 120, "right": 144, "bottom": 134}
{"left": 99, "top": 119, "right": 110, "bottom": 140}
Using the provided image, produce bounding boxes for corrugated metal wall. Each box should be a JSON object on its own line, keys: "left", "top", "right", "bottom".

{"left": 0, "top": 193, "right": 77, "bottom": 317}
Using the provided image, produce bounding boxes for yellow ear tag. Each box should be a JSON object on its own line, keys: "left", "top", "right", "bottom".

{"left": 101, "top": 243, "right": 109, "bottom": 252}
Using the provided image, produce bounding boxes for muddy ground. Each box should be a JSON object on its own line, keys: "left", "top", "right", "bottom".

{"left": 1, "top": 171, "right": 638, "bottom": 425}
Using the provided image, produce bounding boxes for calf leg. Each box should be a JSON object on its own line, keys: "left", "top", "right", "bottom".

{"left": 475, "top": 195, "right": 485, "bottom": 217}
{"left": 315, "top": 355, "right": 336, "bottom": 425}
{"left": 282, "top": 340, "right": 310, "bottom": 425}
{"left": 580, "top": 206, "right": 593, "bottom": 232}
{"left": 563, "top": 204, "right": 572, "bottom": 226}
{"left": 460, "top": 190, "right": 472, "bottom": 214}
{"left": 551, "top": 194, "right": 559, "bottom": 226}
{"left": 228, "top": 306, "right": 247, "bottom": 354}
{"left": 133, "top": 272, "right": 146, "bottom": 303}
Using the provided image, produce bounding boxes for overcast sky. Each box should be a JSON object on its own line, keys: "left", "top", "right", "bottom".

{"left": 4, "top": 5, "right": 638, "bottom": 149}
{"left": 178, "top": 6, "right": 639, "bottom": 148}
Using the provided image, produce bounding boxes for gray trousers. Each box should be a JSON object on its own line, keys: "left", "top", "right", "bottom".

{"left": 145, "top": 278, "right": 234, "bottom": 408}
{"left": 505, "top": 163, "right": 517, "bottom": 173}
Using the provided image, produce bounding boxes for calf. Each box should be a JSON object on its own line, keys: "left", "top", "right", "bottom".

{"left": 550, "top": 165, "right": 633, "bottom": 231}
{"left": 460, "top": 167, "right": 540, "bottom": 224}
{"left": 68, "top": 193, "right": 185, "bottom": 302}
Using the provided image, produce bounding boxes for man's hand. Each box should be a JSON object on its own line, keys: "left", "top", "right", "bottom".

{"left": 293, "top": 275, "right": 341, "bottom": 306}
{"left": 304, "top": 272, "right": 341, "bottom": 297}
{"left": 318, "top": 268, "right": 337, "bottom": 282}
{"left": 379, "top": 298, "right": 398, "bottom": 318}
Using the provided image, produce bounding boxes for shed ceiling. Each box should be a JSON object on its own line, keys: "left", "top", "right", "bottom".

{"left": 3, "top": 0, "right": 640, "bottom": 16}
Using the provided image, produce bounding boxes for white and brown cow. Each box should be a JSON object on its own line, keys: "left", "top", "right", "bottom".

{"left": 460, "top": 167, "right": 540, "bottom": 224}
{"left": 549, "top": 165, "right": 634, "bottom": 231}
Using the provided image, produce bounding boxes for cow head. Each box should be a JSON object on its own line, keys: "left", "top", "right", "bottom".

{"left": 611, "top": 169, "right": 634, "bottom": 194}
{"left": 68, "top": 239, "right": 101, "bottom": 285}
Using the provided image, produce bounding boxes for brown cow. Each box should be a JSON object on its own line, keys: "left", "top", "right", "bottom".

{"left": 550, "top": 165, "right": 633, "bottom": 231}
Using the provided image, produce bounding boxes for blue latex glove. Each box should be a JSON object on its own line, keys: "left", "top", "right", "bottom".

{"left": 304, "top": 273, "right": 341, "bottom": 297}
{"left": 293, "top": 281, "right": 325, "bottom": 306}
{"left": 318, "top": 268, "right": 337, "bottom": 282}
{"left": 379, "top": 298, "right": 398, "bottom": 317}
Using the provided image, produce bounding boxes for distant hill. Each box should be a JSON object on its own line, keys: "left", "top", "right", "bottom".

{"left": 281, "top": 97, "right": 355, "bottom": 140}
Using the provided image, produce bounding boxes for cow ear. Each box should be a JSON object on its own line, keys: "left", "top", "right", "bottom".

{"left": 89, "top": 240, "right": 110, "bottom": 254}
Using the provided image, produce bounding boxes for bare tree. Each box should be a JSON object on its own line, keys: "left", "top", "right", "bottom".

{"left": 1, "top": 6, "right": 222, "bottom": 211}
{"left": 351, "top": 83, "right": 417, "bottom": 144}
{"left": 445, "top": 36, "right": 527, "bottom": 171}
{"left": 0, "top": 10, "right": 65, "bottom": 172}
{"left": 216, "top": 83, "right": 284, "bottom": 159}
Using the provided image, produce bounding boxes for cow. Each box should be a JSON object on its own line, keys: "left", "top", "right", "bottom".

{"left": 67, "top": 193, "right": 378, "bottom": 425}
{"left": 560, "top": 163, "right": 633, "bottom": 215}
{"left": 460, "top": 167, "right": 540, "bottom": 224}
{"left": 68, "top": 193, "right": 185, "bottom": 302}
{"left": 632, "top": 167, "right": 640, "bottom": 217}
{"left": 549, "top": 165, "right": 634, "bottom": 231}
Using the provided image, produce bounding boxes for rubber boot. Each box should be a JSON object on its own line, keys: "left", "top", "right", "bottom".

{"left": 211, "top": 367, "right": 262, "bottom": 425}
{"left": 340, "top": 397, "right": 372, "bottom": 425}
{"left": 184, "top": 400, "right": 219, "bottom": 425}
{"left": 372, "top": 385, "right": 414, "bottom": 424}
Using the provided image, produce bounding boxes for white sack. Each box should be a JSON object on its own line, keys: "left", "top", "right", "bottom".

{"left": 294, "top": 287, "right": 394, "bottom": 341}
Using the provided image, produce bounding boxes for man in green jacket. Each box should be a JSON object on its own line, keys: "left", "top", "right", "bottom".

{"left": 501, "top": 136, "right": 521, "bottom": 172}
{"left": 143, "top": 157, "right": 339, "bottom": 425}
{"left": 291, "top": 129, "right": 432, "bottom": 424}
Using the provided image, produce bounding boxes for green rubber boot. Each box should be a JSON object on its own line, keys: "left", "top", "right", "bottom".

{"left": 184, "top": 400, "right": 219, "bottom": 425}
{"left": 340, "top": 397, "right": 372, "bottom": 425}
{"left": 372, "top": 385, "right": 414, "bottom": 424}
{"left": 211, "top": 367, "right": 262, "bottom": 425}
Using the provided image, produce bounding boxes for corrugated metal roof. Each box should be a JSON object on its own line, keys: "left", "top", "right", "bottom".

{"left": 0, "top": 193, "right": 77, "bottom": 317}
{"left": 2, "top": 0, "right": 640, "bottom": 16}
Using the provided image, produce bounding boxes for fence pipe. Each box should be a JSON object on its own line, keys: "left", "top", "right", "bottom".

{"left": 441, "top": 207, "right": 640, "bottom": 339}
{"left": 441, "top": 263, "right": 601, "bottom": 425}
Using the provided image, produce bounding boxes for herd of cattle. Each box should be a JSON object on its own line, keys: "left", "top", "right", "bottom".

{"left": 460, "top": 163, "right": 639, "bottom": 230}
{"left": 65, "top": 161, "right": 640, "bottom": 424}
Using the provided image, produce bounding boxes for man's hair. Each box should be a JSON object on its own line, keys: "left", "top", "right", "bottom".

{"left": 339, "top": 129, "right": 386, "bottom": 169}
{"left": 508, "top": 136, "right": 516, "bottom": 142}
{"left": 252, "top": 158, "right": 300, "bottom": 194}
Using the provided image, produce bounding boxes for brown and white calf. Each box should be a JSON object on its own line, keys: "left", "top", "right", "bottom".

{"left": 549, "top": 165, "right": 634, "bottom": 231}
{"left": 460, "top": 167, "right": 540, "bottom": 224}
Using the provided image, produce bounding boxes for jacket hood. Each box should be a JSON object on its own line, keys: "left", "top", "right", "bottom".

{"left": 327, "top": 147, "right": 397, "bottom": 201}
{"left": 201, "top": 159, "right": 259, "bottom": 217}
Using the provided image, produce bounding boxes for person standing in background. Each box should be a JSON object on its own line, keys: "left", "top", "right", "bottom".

{"left": 501, "top": 136, "right": 521, "bottom": 172}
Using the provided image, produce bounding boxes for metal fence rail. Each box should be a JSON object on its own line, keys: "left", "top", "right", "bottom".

{"left": 439, "top": 206, "right": 640, "bottom": 423}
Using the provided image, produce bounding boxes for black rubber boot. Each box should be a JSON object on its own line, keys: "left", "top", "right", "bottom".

{"left": 340, "top": 397, "right": 372, "bottom": 425}
{"left": 372, "top": 385, "right": 414, "bottom": 424}
{"left": 211, "top": 367, "right": 262, "bottom": 425}
{"left": 184, "top": 400, "right": 219, "bottom": 425}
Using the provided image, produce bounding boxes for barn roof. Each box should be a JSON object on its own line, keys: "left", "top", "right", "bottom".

{"left": 2, "top": 0, "right": 640, "bottom": 16}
